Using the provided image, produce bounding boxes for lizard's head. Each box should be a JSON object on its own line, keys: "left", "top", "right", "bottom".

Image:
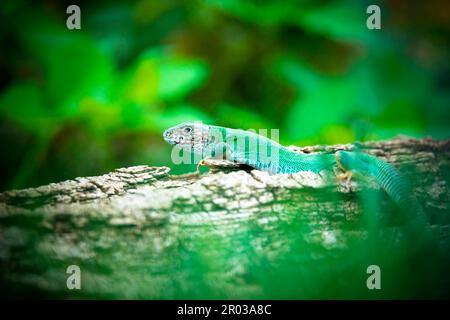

{"left": 163, "top": 122, "right": 211, "bottom": 152}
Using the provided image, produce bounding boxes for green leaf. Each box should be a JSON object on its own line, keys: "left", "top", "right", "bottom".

{"left": 17, "top": 15, "right": 113, "bottom": 113}
{"left": 298, "top": 2, "right": 369, "bottom": 43}
{"left": 0, "top": 83, "right": 58, "bottom": 137}
{"left": 158, "top": 59, "right": 208, "bottom": 101}
{"left": 286, "top": 80, "right": 357, "bottom": 141}
{"left": 216, "top": 103, "right": 273, "bottom": 130}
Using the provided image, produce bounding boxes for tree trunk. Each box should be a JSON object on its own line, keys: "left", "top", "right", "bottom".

{"left": 1, "top": 136, "right": 449, "bottom": 299}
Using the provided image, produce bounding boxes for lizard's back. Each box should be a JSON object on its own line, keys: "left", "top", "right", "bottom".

{"left": 224, "top": 128, "right": 335, "bottom": 174}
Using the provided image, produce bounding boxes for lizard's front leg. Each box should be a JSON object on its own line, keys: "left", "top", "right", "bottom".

{"left": 196, "top": 157, "right": 210, "bottom": 173}
{"left": 334, "top": 151, "right": 354, "bottom": 187}
{"left": 336, "top": 170, "right": 353, "bottom": 183}
{"left": 197, "top": 158, "right": 241, "bottom": 173}
{"left": 196, "top": 142, "right": 234, "bottom": 174}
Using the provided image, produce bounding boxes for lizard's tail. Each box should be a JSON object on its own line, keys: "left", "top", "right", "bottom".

{"left": 335, "top": 151, "right": 429, "bottom": 228}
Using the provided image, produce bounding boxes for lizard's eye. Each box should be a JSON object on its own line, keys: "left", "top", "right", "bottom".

{"left": 184, "top": 127, "right": 192, "bottom": 133}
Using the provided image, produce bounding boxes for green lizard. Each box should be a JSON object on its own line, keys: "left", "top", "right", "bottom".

{"left": 163, "top": 122, "right": 428, "bottom": 226}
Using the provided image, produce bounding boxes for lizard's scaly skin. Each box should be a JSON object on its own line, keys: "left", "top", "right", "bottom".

{"left": 221, "top": 127, "right": 336, "bottom": 174}
{"left": 163, "top": 122, "right": 428, "bottom": 225}
{"left": 336, "top": 151, "right": 428, "bottom": 226}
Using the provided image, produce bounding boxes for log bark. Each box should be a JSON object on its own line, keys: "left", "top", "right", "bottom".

{"left": 0, "top": 136, "right": 449, "bottom": 298}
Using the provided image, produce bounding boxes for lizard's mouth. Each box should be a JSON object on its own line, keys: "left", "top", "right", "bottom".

{"left": 165, "top": 137, "right": 192, "bottom": 146}
{"left": 163, "top": 131, "right": 182, "bottom": 145}
{"left": 174, "top": 141, "right": 191, "bottom": 146}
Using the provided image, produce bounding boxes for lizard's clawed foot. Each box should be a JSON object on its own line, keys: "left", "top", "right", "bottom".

{"left": 337, "top": 171, "right": 353, "bottom": 187}
{"left": 196, "top": 159, "right": 209, "bottom": 174}
{"left": 196, "top": 158, "right": 241, "bottom": 174}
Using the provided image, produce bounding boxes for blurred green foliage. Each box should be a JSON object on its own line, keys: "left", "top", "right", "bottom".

{"left": 0, "top": 0, "right": 449, "bottom": 189}
{"left": 1, "top": 0, "right": 450, "bottom": 301}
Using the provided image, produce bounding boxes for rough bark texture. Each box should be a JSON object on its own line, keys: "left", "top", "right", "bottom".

{"left": 0, "top": 136, "right": 449, "bottom": 298}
